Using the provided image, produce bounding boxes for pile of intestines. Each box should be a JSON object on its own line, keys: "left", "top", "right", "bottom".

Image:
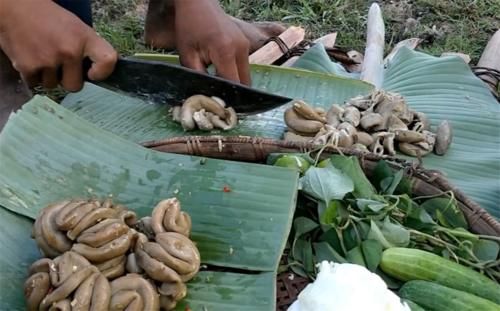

{"left": 24, "top": 198, "right": 200, "bottom": 311}
{"left": 283, "top": 90, "right": 452, "bottom": 157}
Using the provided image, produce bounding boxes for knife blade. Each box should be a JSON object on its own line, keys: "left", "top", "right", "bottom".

{"left": 87, "top": 57, "right": 293, "bottom": 115}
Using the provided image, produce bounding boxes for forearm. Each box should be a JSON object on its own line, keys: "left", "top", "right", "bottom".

{"left": 146, "top": 0, "right": 223, "bottom": 23}
{"left": 147, "top": 0, "right": 174, "bottom": 13}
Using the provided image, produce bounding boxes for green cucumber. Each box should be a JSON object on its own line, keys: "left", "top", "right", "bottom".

{"left": 380, "top": 248, "right": 500, "bottom": 304}
{"left": 400, "top": 280, "right": 500, "bottom": 311}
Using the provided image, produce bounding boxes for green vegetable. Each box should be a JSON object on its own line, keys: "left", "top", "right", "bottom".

{"left": 420, "top": 197, "right": 468, "bottom": 229}
{"left": 299, "top": 166, "right": 354, "bottom": 204}
{"left": 399, "top": 280, "right": 500, "bottom": 311}
{"left": 283, "top": 152, "right": 499, "bottom": 284}
{"left": 274, "top": 155, "right": 311, "bottom": 174}
{"left": 381, "top": 248, "right": 500, "bottom": 304}
{"left": 329, "top": 155, "right": 376, "bottom": 199}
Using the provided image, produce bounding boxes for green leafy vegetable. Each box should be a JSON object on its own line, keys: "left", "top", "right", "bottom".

{"left": 320, "top": 200, "right": 344, "bottom": 225}
{"left": 380, "top": 170, "right": 404, "bottom": 195}
{"left": 421, "top": 197, "right": 468, "bottom": 229}
{"left": 361, "top": 239, "right": 384, "bottom": 272}
{"left": 380, "top": 218, "right": 410, "bottom": 247}
{"left": 292, "top": 239, "right": 310, "bottom": 271}
{"left": 300, "top": 166, "right": 354, "bottom": 204}
{"left": 473, "top": 240, "right": 500, "bottom": 262}
{"left": 313, "top": 242, "right": 347, "bottom": 263}
{"left": 318, "top": 229, "right": 343, "bottom": 255}
{"left": 280, "top": 153, "right": 498, "bottom": 284}
{"left": 368, "top": 219, "right": 410, "bottom": 249}
{"left": 356, "top": 199, "right": 388, "bottom": 213}
{"left": 329, "top": 155, "right": 376, "bottom": 198}
{"left": 372, "top": 160, "right": 394, "bottom": 191}
{"left": 346, "top": 246, "right": 366, "bottom": 267}
{"left": 294, "top": 217, "right": 319, "bottom": 237}
{"left": 343, "top": 225, "right": 361, "bottom": 251}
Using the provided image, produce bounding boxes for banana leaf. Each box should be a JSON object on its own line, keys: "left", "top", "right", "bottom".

{"left": 0, "top": 96, "right": 299, "bottom": 310}
{"left": 62, "top": 61, "right": 373, "bottom": 142}
{"left": 62, "top": 48, "right": 499, "bottom": 219}
{"left": 292, "top": 45, "right": 500, "bottom": 219}
{"left": 177, "top": 271, "right": 276, "bottom": 310}
{"left": 0, "top": 208, "right": 40, "bottom": 310}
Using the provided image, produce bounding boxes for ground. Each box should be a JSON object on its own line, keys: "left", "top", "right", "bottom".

{"left": 92, "top": 0, "right": 499, "bottom": 63}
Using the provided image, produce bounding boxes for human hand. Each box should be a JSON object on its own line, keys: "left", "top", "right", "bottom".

{"left": 0, "top": 0, "right": 117, "bottom": 91}
{"left": 174, "top": 0, "right": 251, "bottom": 85}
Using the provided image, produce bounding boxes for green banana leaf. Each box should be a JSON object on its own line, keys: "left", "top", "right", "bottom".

{"left": 0, "top": 208, "right": 40, "bottom": 310}
{"left": 62, "top": 47, "right": 499, "bottom": 219}
{"left": 0, "top": 206, "right": 276, "bottom": 311}
{"left": 0, "top": 96, "right": 299, "bottom": 310}
{"left": 177, "top": 271, "right": 275, "bottom": 310}
{"left": 292, "top": 45, "right": 500, "bottom": 219}
{"left": 62, "top": 61, "right": 372, "bottom": 142}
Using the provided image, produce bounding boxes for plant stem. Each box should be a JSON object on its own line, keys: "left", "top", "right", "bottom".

{"left": 409, "top": 229, "right": 458, "bottom": 250}
{"left": 477, "top": 234, "right": 500, "bottom": 242}
{"left": 458, "top": 257, "right": 488, "bottom": 270}
{"left": 484, "top": 259, "right": 500, "bottom": 268}
{"left": 336, "top": 227, "right": 348, "bottom": 255}
{"left": 411, "top": 190, "right": 455, "bottom": 201}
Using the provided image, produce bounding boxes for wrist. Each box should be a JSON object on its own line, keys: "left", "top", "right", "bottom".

{"left": 174, "top": 0, "right": 219, "bottom": 9}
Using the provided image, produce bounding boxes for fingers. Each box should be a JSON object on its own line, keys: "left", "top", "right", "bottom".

{"left": 209, "top": 38, "right": 251, "bottom": 85}
{"left": 236, "top": 52, "right": 251, "bottom": 86}
{"left": 179, "top": 51, "right": 207, "bottom": 74}
{"left": 21, "top": 70, "right": 41, "bottom": 89}
{"left": 61, "top": 60, "right": 83, "bottom": 92}
{"left": 83, "top": 33, "right": 118, "bottom": 81}
{"left": 211, "top": 52, "right": 240, "bottom": 83}
{"left": 41, "top": 67, "right": 58, "bottom": 89}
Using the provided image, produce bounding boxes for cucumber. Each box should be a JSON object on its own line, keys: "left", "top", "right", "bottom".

{"left": 404, "top": 300, "right": 426, "bottom": 311}
{"left": 400, "top": 280, "right": 500, "bottom": 311}
{"left": 380, "top": 247, "right": 500, "bottom": 304}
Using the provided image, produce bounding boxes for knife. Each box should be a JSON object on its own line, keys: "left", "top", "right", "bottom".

{"left": 85, "top": 57, "right": 293, "bottom": 115}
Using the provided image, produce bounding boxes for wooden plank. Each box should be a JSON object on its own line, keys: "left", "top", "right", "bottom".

{"left": 360, "top": 3, "right": 385, "bottom": 88}
{"left": 477, "top": 29, "right": 500, "bottom": 92}
{"left": 478, "top": 29, "right": 500, "bottom": 69}
{"left": 280, "top": 56, "right": 300, "bottom": 67}
{"left": 249, "top": 26, "right": 305, "bottom": 65}
{"left": 346, "top": 50, "right": 364, "bottom": 73}
{"left": 281, "top": 32, "right": 337, "bottom": 67}
{"left": 313, "top": 32, "right": 337, "bottom": 47}
{"left": 384, "top": 38, "right": 422, "bottom": 65}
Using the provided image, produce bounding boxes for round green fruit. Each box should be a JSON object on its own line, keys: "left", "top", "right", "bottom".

{"left": 274, "top": 155, "right": 310, "bottom": 173}
{"left": 317, "top": 158, "right": 332, "bottom": 168}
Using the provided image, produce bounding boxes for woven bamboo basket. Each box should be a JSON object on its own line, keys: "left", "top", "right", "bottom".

{"left": 141, "top": 135, "right": 500, "bottom": 310}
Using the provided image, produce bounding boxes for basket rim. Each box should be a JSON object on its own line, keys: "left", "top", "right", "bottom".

{"left": 141, "top": 135, "right": 500, "bottom": 236}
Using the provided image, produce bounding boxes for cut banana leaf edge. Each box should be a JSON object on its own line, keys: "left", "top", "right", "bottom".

{"left": 0, "top": 97, "right": 299, "bottom": 310}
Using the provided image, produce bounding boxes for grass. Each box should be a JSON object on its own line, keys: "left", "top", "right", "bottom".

{"left": 95, "top": 0, "right": 499, "bottom": 63}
